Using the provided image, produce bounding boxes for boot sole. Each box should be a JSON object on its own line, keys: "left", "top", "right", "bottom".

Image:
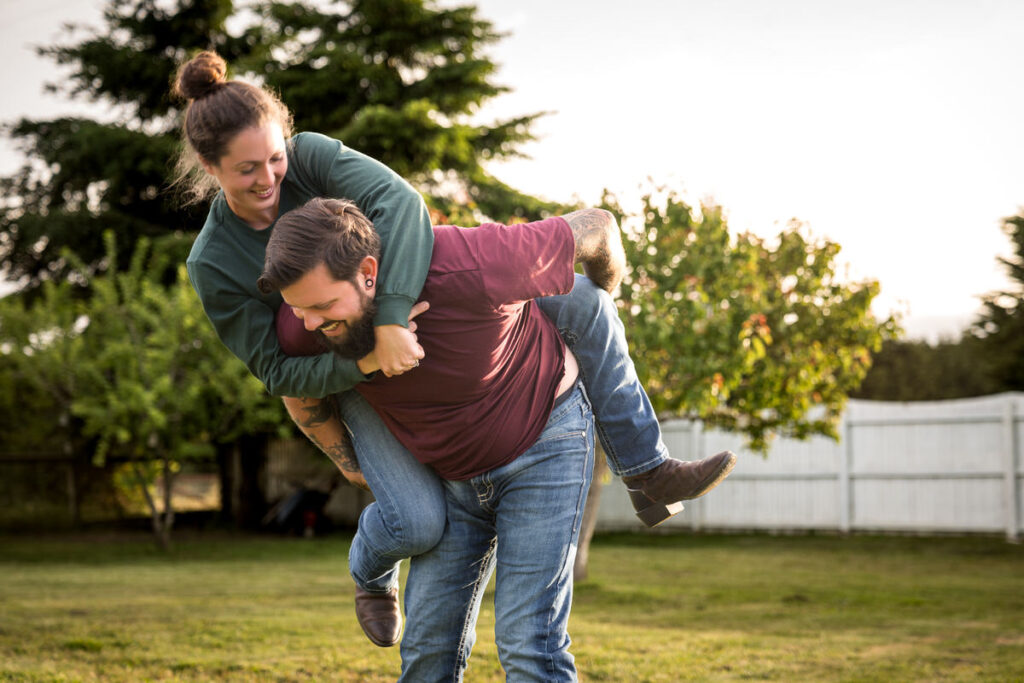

{"left": 681, "top": 450, "right": 737, "bottom": 500}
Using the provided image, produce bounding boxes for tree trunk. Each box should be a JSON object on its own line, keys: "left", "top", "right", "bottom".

{"left": 574, "top": 445, "right": 610, "bottom": 582}
{"left": 215, "top": 442, "right": 234, "bottom": 524}
{"left": 235, "top": 434, "right": 268, "bottom": 530}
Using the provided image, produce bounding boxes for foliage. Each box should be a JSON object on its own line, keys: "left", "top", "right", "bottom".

{"left": 855, "top": 211, "right": 1023, "bottom": 401}
{"left": 0, "top": 277, "right": 94, "bottom": 455}
{"left": 0, "top": 0, "right": 557, "bottom": 294}
{"left": 606, "top": 187, "right": 899, "bottom": 451}
{"left": 0, "top": 234, "right": 284, "bottom": 546}
{"left": 851, "top": 336, "right": 998, "bottom": 400}
{"left": 968, "top": 211, "right": 1024, "bottom": 391}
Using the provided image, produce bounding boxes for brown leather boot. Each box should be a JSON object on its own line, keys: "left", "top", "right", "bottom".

{"left": 622, "top": 451, "right": 737, "bottom": 527}
{"left": 354, "top": 586, "right": 402, "bottom": 647}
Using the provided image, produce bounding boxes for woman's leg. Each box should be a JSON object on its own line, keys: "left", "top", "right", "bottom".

{"left": 335, "top": 389, "right": 446, "bottom": 591}
{"left": 536, "top": 274, "right": 736, "bottom": 526}
{"left": 335, "top": 389, "right": 447, "bottom": 646}
{"left": 535, "top": 274, "right": 668, "bottom": 476}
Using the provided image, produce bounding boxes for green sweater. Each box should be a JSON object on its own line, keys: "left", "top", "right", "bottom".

{"left": 186, "top": 132, "right": 433, "bottom": 398}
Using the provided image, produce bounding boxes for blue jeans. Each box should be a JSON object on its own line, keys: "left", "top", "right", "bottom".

{"left": 339, "top": 274, "right": 668, "bottom": 593}
{"left": 337, "top": 389, "right": 446, "bottom": 593}
{"left": 399, "top": 381, "right": 594, "bottom": 682}
{"left": 536, "top": 274, "right": 669, "bottom": 476}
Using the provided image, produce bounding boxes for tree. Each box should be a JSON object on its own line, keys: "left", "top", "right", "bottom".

{"left": 605, "top": 187, "right": 898, "bottom": 451}
{"left": 0, "top": 0, "right": 555, "bottom": 294}
{"left": 66, "top": 234, "right": 284, "bottom": 548}
{"left": 0, "top": 275, "right": 101, "bottom": 525}
{"left": 851, "top": 336, "right": 998, "bottom": 401}
{"left": 968, "top": 211, "right": 1024, "bottom": 391}
{"left": 1, "top": 233, "right": 285, "bottom": 546}
{"left": 573, "top": 187, "right": 896, "bottom": 579}
{"left": 251, "top": 0, "right": 560, "bottom": 221}
{"left": 0, "top": 0, "right": 252, "bottom": 292}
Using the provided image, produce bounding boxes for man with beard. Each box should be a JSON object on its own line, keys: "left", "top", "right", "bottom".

{"left": 259, "top": 196, "right": 616, "bottom": 680}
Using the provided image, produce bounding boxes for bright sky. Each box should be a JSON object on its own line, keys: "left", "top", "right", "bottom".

{"left": 2, "top": 0, "right": 1022, "bottom": 341}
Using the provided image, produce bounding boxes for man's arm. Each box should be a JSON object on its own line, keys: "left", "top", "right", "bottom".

{"left": 560, "top": 208, "right": 627, "bottom": 293}
{"left": 282, "top": 396, "right": 369, "bottom": 491}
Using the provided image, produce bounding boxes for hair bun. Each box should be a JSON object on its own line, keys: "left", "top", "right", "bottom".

{"left": 174, "top": 51, "right": 228, "bottom": 101}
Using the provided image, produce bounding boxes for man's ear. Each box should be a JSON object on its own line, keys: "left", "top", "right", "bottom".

{"left": 359, "top": 256, "right": 379, "bottom": 284}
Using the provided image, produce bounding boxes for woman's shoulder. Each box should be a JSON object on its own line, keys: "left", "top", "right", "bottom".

{"left": 289, "top": 131, "right": 343, "bottom": 161}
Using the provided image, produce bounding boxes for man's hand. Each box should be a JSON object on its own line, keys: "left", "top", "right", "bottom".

{"left": 373, "top": 301, "right": 430, "bottom": 377}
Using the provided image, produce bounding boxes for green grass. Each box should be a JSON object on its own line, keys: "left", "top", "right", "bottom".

{"left": 1, "top": 532, "right": 1022, "bottom": 681}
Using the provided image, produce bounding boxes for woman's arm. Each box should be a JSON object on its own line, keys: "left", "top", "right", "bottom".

{"left": 296, "top": 133, "right": 434, "bottom": 376}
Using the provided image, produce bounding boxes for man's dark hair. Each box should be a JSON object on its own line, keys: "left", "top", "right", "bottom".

{"left": 258, "top": 197, "right": 381, "bottom": 294}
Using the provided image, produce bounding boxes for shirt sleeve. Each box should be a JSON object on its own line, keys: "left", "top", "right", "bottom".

{"left": 187, "top": 256, "right": 367, "bottom": 398}
{"left": 294, "top": 133, "right": 433, "bottom": 328}
{"left": 469, "top": 217, "right": 576, "bottom": 307}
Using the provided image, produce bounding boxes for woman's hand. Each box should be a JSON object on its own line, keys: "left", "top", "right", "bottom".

{"left": 373, "top": 301, "right": 430, "bottom": 377}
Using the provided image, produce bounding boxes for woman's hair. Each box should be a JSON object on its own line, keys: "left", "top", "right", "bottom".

{"left": 258, "top": 198, "right": 382, "bottom": 295}
{"left": 171, "top": 50, "right": 294, "bottom": 205}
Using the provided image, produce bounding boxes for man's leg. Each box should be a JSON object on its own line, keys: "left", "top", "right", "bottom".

{"left": 335, "top": 390, "right": 447, "bottom": 646}
{"left": 490, "top": 381, "right": 595, "bottom": 682}
{"left": 537, "top": 274, "right": 736, "bottom": 527}
{"left": 400, "top": 482, "right": 497, "bottom": 681}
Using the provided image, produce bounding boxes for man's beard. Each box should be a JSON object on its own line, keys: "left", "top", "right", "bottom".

{"left": 320, "top": 291, "right": 378, "bottom": 361}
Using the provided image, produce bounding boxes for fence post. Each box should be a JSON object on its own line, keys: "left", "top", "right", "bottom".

{"left": 1003, "top": 398, "right": 1020, "bottom": 543}
{"left": 839, "top": 411, "right": 853, "bottom": 534}
{"left": 690, "top": 420, "right": 703, "bottom": 532}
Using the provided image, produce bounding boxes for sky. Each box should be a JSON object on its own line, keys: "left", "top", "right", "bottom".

{"left": 2, "top": 0, "right": 1022, "bottom": 342}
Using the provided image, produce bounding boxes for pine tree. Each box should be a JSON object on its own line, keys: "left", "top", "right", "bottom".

{"left": 0, "top": 0, "right": 554, "bottom": 294}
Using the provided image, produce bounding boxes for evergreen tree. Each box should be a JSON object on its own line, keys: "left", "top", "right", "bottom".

{"left": 0, "top": 0, "right": 553, "bottom": 294}
{"left": 969, "top": 212, "right": 1024, "bottom": 391}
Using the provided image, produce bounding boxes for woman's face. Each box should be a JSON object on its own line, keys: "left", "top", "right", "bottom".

{"left": 202, "top": 122, "right": 288, "bottom": 229}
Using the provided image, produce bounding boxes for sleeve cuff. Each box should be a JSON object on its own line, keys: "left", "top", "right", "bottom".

{"left": 331, "top": 353, "right": 376, "bottom": 386}
{"left": 373, "top": 294, "right": 415, "bottom": 328}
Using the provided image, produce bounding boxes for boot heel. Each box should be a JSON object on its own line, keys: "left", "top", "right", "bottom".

{"left": 628, "top": 488, "right": 684, "bottom": 527}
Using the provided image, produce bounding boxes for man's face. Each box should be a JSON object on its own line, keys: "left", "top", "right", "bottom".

{"left": 280, "top": 262, "right": 377, "bottom": 360}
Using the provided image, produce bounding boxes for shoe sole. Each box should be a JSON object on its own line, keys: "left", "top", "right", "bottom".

{"left": 681, "top": 450, "right": 737, "bottom": 500}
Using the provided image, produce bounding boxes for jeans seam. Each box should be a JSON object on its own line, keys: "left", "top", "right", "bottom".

{"left": 454, "top": 536, "right": 497, "bottom": 680}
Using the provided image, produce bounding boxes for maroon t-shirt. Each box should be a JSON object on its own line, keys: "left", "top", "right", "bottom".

{"left": 276, "top": 217, "right": 576, "bottom": 480}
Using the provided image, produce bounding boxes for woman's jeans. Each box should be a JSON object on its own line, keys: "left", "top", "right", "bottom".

{"left": 340, "top": 274, "right": 669, "bottom": 593}
{"left": 399, "top": 381, "right": 593, "bottom": 682}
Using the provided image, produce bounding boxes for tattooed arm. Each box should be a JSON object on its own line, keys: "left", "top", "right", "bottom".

{"left": 560, "top": 208, "right": 627, "bottom": 293}
{"left": 281, "top": 396, "right": 369, "bottom": 491}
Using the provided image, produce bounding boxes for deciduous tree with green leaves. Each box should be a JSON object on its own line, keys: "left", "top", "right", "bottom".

{"left": 67, "top": 234, "right": 284, "bottom": 547}
{"left": 605, "top": 187, "right": 898, "bottom": 451}
{"left": 1, "top": 234, "right": 285, "bottom": 546}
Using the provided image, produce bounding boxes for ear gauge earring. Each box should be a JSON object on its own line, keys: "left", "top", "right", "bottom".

{"left": 365, "top": 278, "right": 374, "bottom": 288}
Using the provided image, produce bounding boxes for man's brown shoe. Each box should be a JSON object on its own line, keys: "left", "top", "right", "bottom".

{"left": 354, "top": 586, "right": 402, "bottom": 647}
{"left": 622, "top": 451, "right": 737, "bottom": 528}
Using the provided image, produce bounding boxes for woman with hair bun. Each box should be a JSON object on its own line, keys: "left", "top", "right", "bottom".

{"left": 176, "top": 50, "right": 734, "bottom": 650}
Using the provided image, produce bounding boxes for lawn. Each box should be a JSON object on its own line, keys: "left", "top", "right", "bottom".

{"left": 0, "top": 531, "right": 1021, "bottom": 681}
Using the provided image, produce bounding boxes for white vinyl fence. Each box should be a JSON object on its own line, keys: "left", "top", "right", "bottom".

{"left": 596, "top": 392, "right": 1024, "bottom": 541}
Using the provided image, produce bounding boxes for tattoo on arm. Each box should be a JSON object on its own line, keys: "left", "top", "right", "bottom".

{"left": 321, "top": 439, "right": 361, "bottom": 475}
{"left": 286, "top": 397, "right": 362, "bottom": 475}
{"left": 294, "top": 399, "right": 335, "bottom": 429}
{"left": 562, "top": 208, "right": 626, "bottom": 293}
